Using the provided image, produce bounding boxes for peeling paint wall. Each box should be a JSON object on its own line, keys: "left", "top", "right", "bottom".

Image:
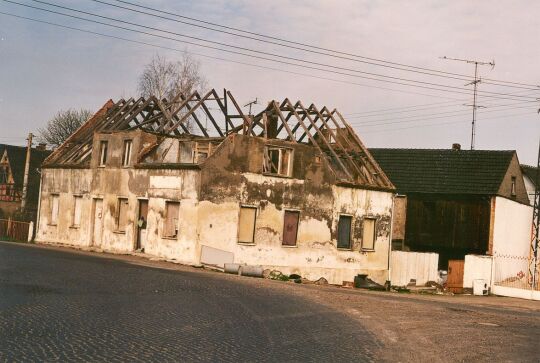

{"left": 37, "top": 131, "right": 394, "bottom": 285}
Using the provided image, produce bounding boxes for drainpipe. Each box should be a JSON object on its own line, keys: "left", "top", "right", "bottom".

{"left": 387, "top": 193, "right": 396, "bottom": 284}
{"left": 21, "top": 133, "right": 33, "bottom": 213}
{"left": 34, "top": 168, "right": 44, "bottom": 240}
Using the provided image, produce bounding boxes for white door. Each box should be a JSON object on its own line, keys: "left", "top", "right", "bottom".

{"left": 92, "top": 199, "right": 104, "bottom": 247}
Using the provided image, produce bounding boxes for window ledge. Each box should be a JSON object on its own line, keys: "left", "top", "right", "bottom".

{"left": 161, "top": 236, "right": 178, "bottom": 240}
{"left": 48, "top": 223, "right": 58, "bottom": 227}
{"left": 113, "top": 230, "right": 126, "bottom": 234}
{"left": 337, "top": 248, "right": 353, "bottom": 251}
{"left": 262, "top": 172, "right": 292, "bottom": 179}
{"left": 281, "top": 245, "right": 298, "bottom": 248}
{"left": 238, "top": 242, "right": 256, "bottom": 246}
{"left": 361, "top": 248, "right": 375, "bottom": 252}
{"left": 69, "top": 225, "right": 80, "bottom": 229}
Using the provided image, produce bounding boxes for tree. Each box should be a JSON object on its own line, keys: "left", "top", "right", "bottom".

{"left": 137, "top": 52, "right": 207, "bottom": 102}
{"left": 38, "top": 109, "right": 93, "bottom": 148}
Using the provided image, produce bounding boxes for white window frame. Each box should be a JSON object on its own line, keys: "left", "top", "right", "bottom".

{"left": 122, "top": 139, "right": 133, "bottom": 167}
{"left": 263, "top": 146, "right": 293, "bottom": 177}
{"left": 50, "top": 194, "right": 59, "bottom": 225}
{"left": 361, "top": 217, "right": 377, "bottom": 251}
{"left": 71, "top": 195, "right": 83, "bottom": 228}
{"left": 163, "top": 201, "right": 180, "bottom": 238}
{"left": 99, "top": 140, "right": 108, "bottom": 167}
{"left": 238, "top": 205, "right": 257, "bottom": 244}
{"left": 116, "top": 197, "right": 129, "bottom": 233}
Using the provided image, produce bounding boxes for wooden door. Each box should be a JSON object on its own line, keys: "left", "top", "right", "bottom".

{"left": 283, "top": 210, "right": 300, "bottom": 246}
{"left": 136, "top": 200, "right": 148, "bottom": 250}
{"left": 92, "top": 199, "right": 104, "bottom": 247}
{"left": 447, "top": 259, "right": 465, "bottom": 293}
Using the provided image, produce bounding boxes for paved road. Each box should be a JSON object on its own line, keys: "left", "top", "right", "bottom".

{"left": 0, "top": 242, "right": 377, "bottom": 362}
{"left": 1, "top": 242, "right": 540, "bottom": 362}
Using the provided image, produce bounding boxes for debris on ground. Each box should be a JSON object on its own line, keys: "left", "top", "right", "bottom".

{"left": 353, "top": 274, "right": 386, "bottom": 291}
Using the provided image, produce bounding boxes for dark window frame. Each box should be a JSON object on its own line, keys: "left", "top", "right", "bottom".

{"left": 337, "top": 214, "right": 353, "bottom": 250}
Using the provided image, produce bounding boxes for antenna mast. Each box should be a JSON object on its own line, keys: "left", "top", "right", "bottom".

{"left": 441, "top": 56, "right": 495, "bottom": 150}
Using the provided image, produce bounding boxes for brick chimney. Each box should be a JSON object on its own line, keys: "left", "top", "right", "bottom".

{"left": 452, "top": 143, "right": 461, "bottom": 151}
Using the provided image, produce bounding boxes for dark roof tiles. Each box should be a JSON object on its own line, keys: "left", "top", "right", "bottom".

{"left": 368, "top": 148, "right": 515, "bottom": 195}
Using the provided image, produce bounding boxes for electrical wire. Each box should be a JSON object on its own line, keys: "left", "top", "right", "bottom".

{"left": 0, "top": 10, "right": 468, "bottom": 102}
{"left": 108, "top": 0, "right": 540, "bottom": 90}
{"left": 5, "top": 0, "right": 538, "bottom": 102}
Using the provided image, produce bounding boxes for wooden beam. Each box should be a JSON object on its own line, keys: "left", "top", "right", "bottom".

{"left": 289, "top": 100, "right": 353, "bottom": 180}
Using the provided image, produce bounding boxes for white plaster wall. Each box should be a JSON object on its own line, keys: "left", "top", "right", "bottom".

{"left": 36, "top": 168, "right": 94, "bottom": 247}
{"left": 196, "top": 176, "right": 394, "bottom": 285}
{"left": 492, "top": 196, "right": 533, "bottom": 285}
{"left": 390, "top": 251, "right": 439, "bottom": 287}
{"left": 463, "top": 254, "right": 493, "bottom": 288}
{"left": 492, "top": 197, "right": 532, "bottom": 257}
{"left": 36, "top": 167, "right": 201, "bottom": 263}
{"left": 37, "top": 166, "right": 394, "bottom": 285}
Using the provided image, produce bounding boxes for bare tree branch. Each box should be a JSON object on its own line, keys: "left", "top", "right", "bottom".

{"left": 137, "top": 52, "right": 207, "bottom": 131}
{"left": 38, "top": 109, "right": 93, "bottom": 148}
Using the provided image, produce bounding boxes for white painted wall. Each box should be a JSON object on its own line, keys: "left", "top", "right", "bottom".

{"left": 491, "top": 196, "right": 533, "bottom": 286}
{"left": 492, "top": 197, "right": 532, "bottom": 257}
{"left": 463, "top": 254, "right": 492, "bottom": 288}
{"left": 390, "top": 251, "right": 439, "bottom": 286}
{"left": 195, "top": 176, "right": 394, "bottom": 285}
{"left": 37, "top": 169, "right": 394, "bottom": 285}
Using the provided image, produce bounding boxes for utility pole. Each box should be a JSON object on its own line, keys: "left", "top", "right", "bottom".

{"left": 440, "top": 56, "right": 495, "bottom": 150}
{"left": 20, "top": 132, "right": 33, "bottom": 212}
{"left": 530, "top": 104, "right": 540, "bottom": 290}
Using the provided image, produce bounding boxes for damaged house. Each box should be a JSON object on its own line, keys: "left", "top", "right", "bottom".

{"left": 36, "top": 89, "right": 395, "bottom": 285}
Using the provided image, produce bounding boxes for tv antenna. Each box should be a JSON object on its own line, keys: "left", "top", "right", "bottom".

{"left": 440, "top": 56, "right": 495, "bottom": 150}
{"left": 243, "top": 98, "right": 258, "bottom": 115}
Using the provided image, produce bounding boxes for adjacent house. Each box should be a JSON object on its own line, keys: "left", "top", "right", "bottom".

{"left": 35, "top": 89, "right": 395, "bottom": 285}
{"left": 0, "top": 143, "right": 50, "bottom": 218}
{"left": 369, "top": 144, "right": 532, "bottom": 269}
{"left": 521, "top": 164, "right": 538, "bottom": 205}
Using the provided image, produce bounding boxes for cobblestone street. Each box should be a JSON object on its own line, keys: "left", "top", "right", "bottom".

{"left": 0, "top": 242, "right": 377, "bottom": 362}
{"left": 1, "top": 241, "right": 539, "bottom": 362}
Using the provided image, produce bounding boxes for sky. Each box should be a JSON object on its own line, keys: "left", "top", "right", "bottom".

{"left": 1, "top": 0, "right": 540, "bottom": 164}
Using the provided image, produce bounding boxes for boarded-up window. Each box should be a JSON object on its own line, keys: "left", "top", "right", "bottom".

{"left": 116, "top": 198, "right": 129, "bottom": 232}
{"left": 282, "top": 210, "right": 300, "bottom": 246}
{"left": 511, "top": 176, "right": 516, "bottom": 196}
{"left": 99, "top": 141, "right": 108, "bottom": 166}
{"left": 164, "top": 201, "right": 180, "bottom": 238}
{"left": 50, "top": 194, "right": 59, "bottom": 225}
{"left": 238, "top": 206, "right": 256, "bottom": 244}
{"left": 362, "top": 218, "right": 376, "bottom": 250}
{"left": 122, "top": 140, "right": 132, "bottom": 167}
{"left": 263, "top": 147, "right": 293, "bottom": 176}
{"left": 337, "top": 215, "right": 352, "bottom": 249}
{"left": 72, "top": 196, "right": 82, "bottom": 227}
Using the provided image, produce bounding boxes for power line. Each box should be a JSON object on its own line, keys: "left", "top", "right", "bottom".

{"left": 0, "top": 10, "right": 467, "bottom": 103}
{"left": 358, "top": 111, "right": 535, "bottom": 134}
{"left": 7, "top": 0, "right": 539, "bottom": 102}
{"left": 348, "top": 103, "right": 538, "bottom": 128}
{"left": 344, "top": 88, "right": 540, "bottom": 116}
{"left": 347, "top": 98, "right": 539, "bottom": 120}
{"left": 89, "top": 0, "right": 540, "bottom": 92}
{"left": 106, "top": 0, "right": 540, "bottom": 90}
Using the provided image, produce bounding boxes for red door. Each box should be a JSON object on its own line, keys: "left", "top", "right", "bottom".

{"left": 283, "top": 210, "right": 299, "bottom": 246}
